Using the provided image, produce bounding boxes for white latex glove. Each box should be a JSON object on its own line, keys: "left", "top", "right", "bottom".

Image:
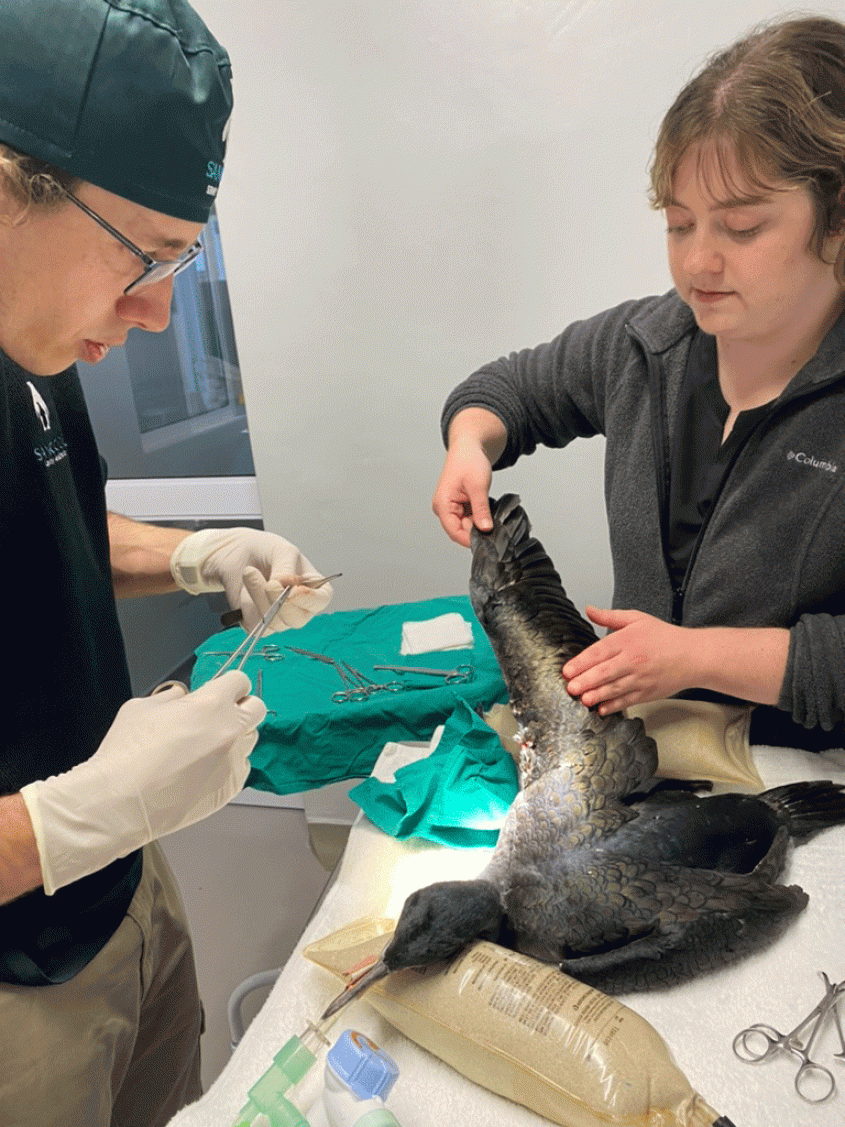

{"left": 170, "top": 527, "right": 334, "bottom": 633}
{"left": 20, "top": 671, "right": 266, "bottom": 895}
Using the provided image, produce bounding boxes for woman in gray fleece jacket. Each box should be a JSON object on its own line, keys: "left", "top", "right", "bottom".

{"left": 434, "top": 15, "right": 845, "bottom": 751}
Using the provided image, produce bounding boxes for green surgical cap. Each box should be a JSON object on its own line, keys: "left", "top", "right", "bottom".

{"left": 0, "top": 0, "right": 233, "bottom": 222}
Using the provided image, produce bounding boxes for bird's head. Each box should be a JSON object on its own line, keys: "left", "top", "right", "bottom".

{"left": 321, "top": 879, "right": 504, "bottom": 1019}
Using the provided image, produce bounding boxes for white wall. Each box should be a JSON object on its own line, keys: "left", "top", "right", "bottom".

{"left": 190, "top": 0, "right": 838, "bottom": 615}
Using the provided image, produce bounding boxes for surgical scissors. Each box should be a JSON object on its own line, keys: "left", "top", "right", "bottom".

{"left": 733, "top": 973, "right": 845, "bottom": 1103}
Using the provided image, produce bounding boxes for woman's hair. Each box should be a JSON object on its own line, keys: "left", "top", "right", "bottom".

{"left": 650, "top": 16, "right": 845, "bottom": 251}
{"left": 0, "top": 144, "right": 80, "bottom": 216}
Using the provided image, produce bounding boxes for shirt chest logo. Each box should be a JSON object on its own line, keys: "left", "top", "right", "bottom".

{"left": 27, "top": 382, "right": 51, "bottom": 432}
{"left": 27, "top": 381, "right": 69, "bottom": 468}
{"left": 787, "top": 449, "right": 838, "bottom": 474}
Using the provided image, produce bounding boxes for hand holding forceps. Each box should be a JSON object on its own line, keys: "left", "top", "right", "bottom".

{"left": 152, "top": 581, "right": 340, "bottom": 694}
{"left": 219, "top": 572, "right": 342, "bottom": 628}
{"left": 733, "top": 972, "right": 845, "bottom": 1103}
{"left": 152, "top": 585, "right": 299, "bottom": 696}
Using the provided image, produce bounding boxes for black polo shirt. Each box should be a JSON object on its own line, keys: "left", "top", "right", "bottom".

{"left": 0, "top": 353, "right": 141, "bottom": 985}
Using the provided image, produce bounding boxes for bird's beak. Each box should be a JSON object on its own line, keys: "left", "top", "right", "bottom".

{"left": 320, "top": 958, "right": 391, "bottom": 1019}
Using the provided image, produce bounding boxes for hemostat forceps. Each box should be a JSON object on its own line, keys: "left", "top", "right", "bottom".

{"left": 210, "top": 587, "right": 296, "bottom": 679}
{"left": 341, "top": 663, "right": 404, "bottom": 696}
{"left": 733, "top": 972, "right": 845, "bottom": 1103}
{"left": 152, "top": 587, "right": 294, "bottom": 696}
{"left": 284, "top": 646, "right": 367, "bottom": 702}
{"left": 284, "top": 649, "right": 402, "bottom": 702}
{"left": 372, "top": 662, "right": 475, "bottom": 684}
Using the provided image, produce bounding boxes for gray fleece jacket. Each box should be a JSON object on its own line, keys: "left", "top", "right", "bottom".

{"left": 442, "top": 290, "right": 845, "bottom": 734}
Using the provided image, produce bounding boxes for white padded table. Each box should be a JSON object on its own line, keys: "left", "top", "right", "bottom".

{"left": 167, "top": 741, "right": 845, "bottom": 1127}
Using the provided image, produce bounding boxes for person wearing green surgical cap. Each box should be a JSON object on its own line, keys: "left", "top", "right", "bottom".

{"left": 0, "top": 3, "right": 333, "bottom": 1124}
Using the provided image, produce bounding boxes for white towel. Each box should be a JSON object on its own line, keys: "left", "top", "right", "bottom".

{"left": 400, "top": 613, "right": 474, "bottom": 655}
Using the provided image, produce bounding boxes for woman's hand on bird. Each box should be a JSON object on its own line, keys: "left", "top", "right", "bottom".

{"left": 433, "top": 408, "right": 508, "bottom": 547}
{"left": 432, "top": 442, "right": 495, "bottom": 547}
{"left": 562, "top": 607, "right": 698, "bottom": 714}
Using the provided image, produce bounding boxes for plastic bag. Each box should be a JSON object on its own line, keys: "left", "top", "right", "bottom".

{"left": 304, "top": 919, "right": 733, "bottom": 1127}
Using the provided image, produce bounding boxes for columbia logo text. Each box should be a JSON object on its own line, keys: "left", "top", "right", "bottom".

{"left": 787, "top": 450, "right": 838, "bottom": 474}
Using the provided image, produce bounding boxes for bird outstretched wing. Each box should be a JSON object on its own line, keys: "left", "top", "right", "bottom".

{"left": 469, "top": 493, "right": 657, "bottom": 799}
{"left": 469, "top": 492, "right": 599, "bottom": 682}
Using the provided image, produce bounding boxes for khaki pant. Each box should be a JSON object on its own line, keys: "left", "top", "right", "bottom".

{"left": 0, "top": 842, "right": 203, "bottom": 1127}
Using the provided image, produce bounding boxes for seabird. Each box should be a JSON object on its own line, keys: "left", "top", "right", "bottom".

{"left": 324, "top": 494, "right": 845, "bottom": 1015}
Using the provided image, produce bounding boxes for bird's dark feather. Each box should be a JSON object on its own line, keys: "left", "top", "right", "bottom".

{"left": 339, "top": 495, "right": 845, "bottom": 1008}
{"left": 466, "top": 495, "right": 845, "bottom": 990}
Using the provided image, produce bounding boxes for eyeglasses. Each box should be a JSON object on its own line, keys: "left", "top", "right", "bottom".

{"left": 64, "top": 191, "right": 203, "bottom": 294}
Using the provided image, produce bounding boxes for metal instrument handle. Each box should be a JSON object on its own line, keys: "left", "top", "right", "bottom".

{"left": 733, "top": 1025, "right": 782, "bottom": 1063}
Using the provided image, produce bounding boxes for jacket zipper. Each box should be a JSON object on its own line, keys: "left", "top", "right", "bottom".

{"left": 669, "top": 439, "right": 749, "bottom": 623}
{"left": 642, "top": 346, "right": 687, "bottom": 620}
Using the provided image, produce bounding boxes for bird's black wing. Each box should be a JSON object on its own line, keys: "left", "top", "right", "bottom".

{"left": 469, "top": 493, "right": 599, "bottom": 675}
{"left": 469, "top": 494, "right": 657, "bottom": 797}
{"left": 510, "top": 828, "right": 808, "bottom": 992}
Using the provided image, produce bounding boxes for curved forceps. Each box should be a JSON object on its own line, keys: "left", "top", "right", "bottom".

{"left": 341, "top": 663, "right": 404, "bottom": 696}
{"left": 733, "top": 975, "right": 845, "bottom": 1103}
{"left": 330, "top": 665, "right": 370, "bottom": 703}
{"left": 151, "top": 587, "right": 294, "bottom": 697}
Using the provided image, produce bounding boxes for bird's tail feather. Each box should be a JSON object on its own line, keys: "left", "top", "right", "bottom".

{"left": 761, "top": 781, "right": 845, "bottom": 838}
